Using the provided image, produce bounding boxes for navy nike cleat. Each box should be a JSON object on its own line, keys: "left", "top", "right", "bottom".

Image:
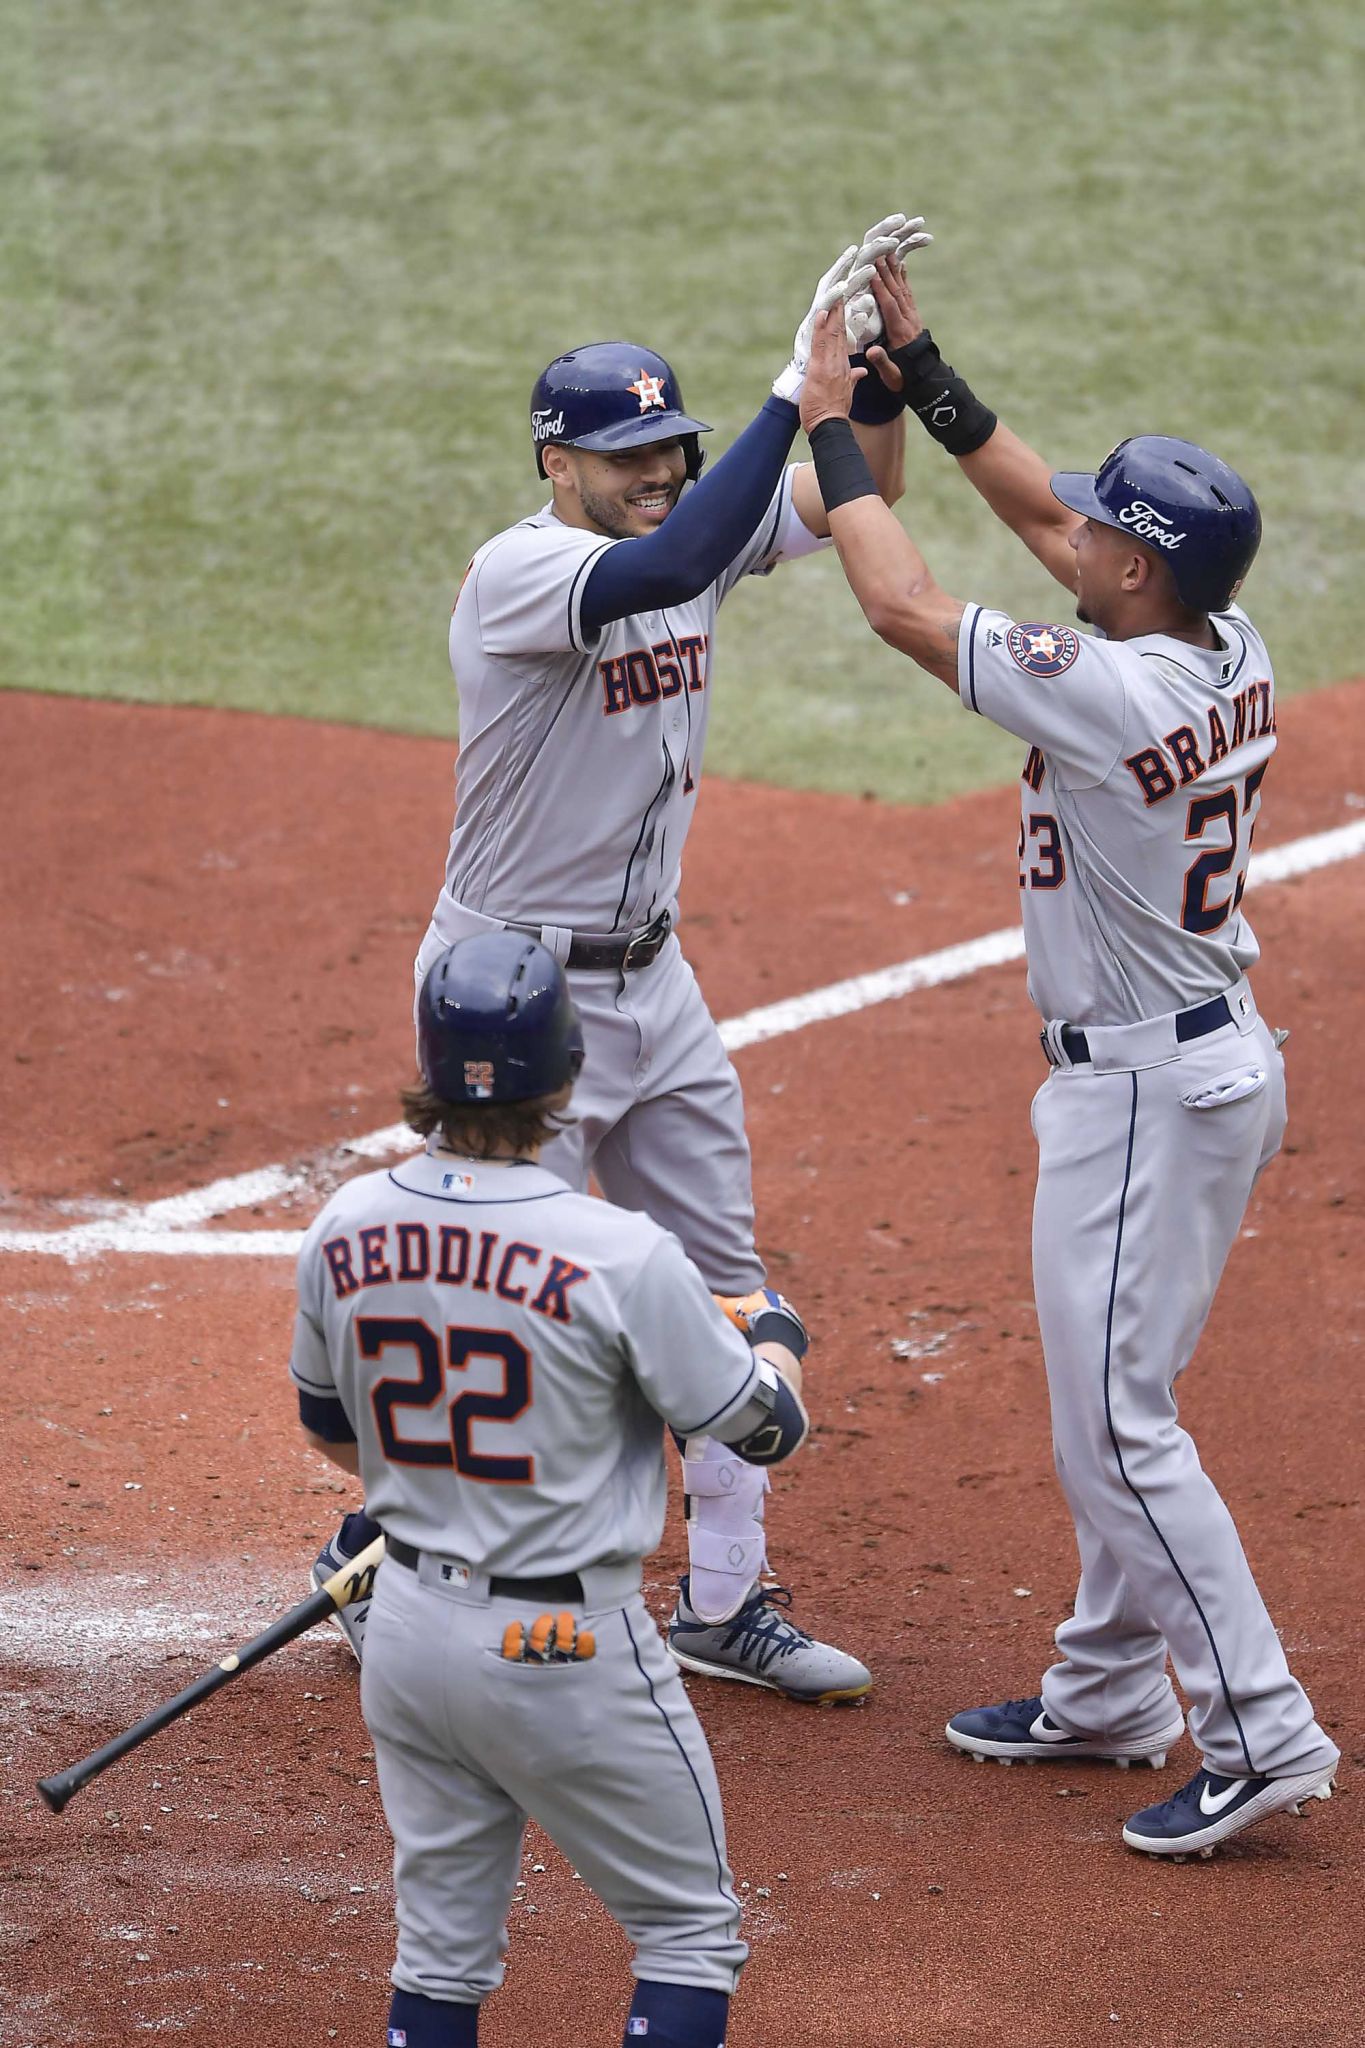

{"left": 946, "top": 1695, "right": 1186, "bottom": 1768}
{"left": 1122, "top": 1762, "right": 1336, "bottom": 1858}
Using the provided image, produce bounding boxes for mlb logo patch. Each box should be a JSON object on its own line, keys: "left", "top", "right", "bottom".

{"left": 627, "top": 2022, "right": 650, "bottom": 2037}
{"left": 439, "top": 1559, "right": 472, "bottom": 1588}
{"left": 441, "top": 1170, "right": 476, "bottom": 1193}
{"left": 388, "top": 2031, "right": 408, "bottom": 2046}
{"left": 1006, "top": 622, "right": 1081, "bottom": 677}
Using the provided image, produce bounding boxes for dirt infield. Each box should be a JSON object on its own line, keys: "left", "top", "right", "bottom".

{"left": 2, "top": 684, "right": 1363, "bottom": 2047}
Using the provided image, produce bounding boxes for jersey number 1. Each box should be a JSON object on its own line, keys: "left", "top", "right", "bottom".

{"left": 1181, "top": 764, "right": 1268, "bottom": 935}
{"left": 362, "top": 1317, "right": 534, "bottom": 1484}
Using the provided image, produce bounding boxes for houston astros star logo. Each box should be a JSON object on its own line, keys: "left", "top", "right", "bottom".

{"left": 1007, "top": 622, "right": 1081, "bottom": 677}
{"left": 627, "top": 369, "right": 667, "bottom": 413}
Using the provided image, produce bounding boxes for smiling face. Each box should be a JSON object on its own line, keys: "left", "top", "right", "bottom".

{"left": 543, "top": 437, "right": 688, "bottom": 539}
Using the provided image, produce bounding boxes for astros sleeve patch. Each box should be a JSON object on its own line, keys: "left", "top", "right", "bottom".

{"left": 959, "top": 605, "right": 1126, "bottom": 786}
{"left": 1006, "top": 622, "right": 1082, "bottom": 676}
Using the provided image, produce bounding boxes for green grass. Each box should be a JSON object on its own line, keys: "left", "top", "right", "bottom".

{"left": 2, "top": 0, "right": 1362, "bottom": 802}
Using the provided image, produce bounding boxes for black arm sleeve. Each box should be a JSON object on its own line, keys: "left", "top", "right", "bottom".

{"left": 580, "top": 397, "right": 800, "bottom": 632}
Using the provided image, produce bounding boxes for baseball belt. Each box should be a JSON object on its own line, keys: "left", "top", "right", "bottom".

{"left": 1044, "top": 991, "right": 1234, "bottom": 1069}
{"left": 385, "top": 1536, "right": 584, "bottom": 1604}
{"left": 507, "top": 909, "right": 672, "bottom": 974}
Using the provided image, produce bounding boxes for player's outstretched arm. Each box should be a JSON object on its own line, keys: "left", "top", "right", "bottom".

{"left": 955, "top": 422, "right": 1081, "bottom": 592}
{"left": 800, "top": 307, "right": 966, "bottom": 690}
{"left": 789, "top": 388, "right": 905, "bottom": 537}
{"left": 579, "top": 241, "right": 875, "bottom": 631}
{"left": 865, "top": 263, "right": 1080, "bottom": 595}
{"left": 579, "top": 397, "right": 802, "bottom": 630}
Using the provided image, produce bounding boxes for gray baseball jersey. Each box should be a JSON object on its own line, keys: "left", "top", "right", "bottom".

{"left": 292, "top": 1143, "right": 757, "bottom": 2006}
{"left": 433, "top": 469, "right": 820, "bottom": 936}
{"left": 290, "top": 1144, "right": 762, "bottom": 1572}
{"left": 409, "top": 465, "right": 838, "bottom": 1636}
{"left": 952, "top": 597, "right": 1337, "bottom": 1788}
{"left": 958, "top": 603, "right": 1275, "bottom": 1024}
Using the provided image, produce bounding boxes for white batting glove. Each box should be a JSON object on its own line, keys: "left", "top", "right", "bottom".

{"left": 854, "top": 213, "right": 912, "bottom": 267}
{"left": 844, "top": 289, "right": 880, "bottom": 354}
{"left": 773, "top": 244, "right": 877, "bottom": 402}
{"left": 848, "top": 213, "right": 934, "bottom": 350}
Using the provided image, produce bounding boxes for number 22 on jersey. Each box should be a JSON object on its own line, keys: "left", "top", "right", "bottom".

{"left": 362, "top": 1317, "right": 534, "bottom": 1484}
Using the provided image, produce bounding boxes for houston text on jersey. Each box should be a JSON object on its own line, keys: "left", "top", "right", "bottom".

{"left": 599, "top": 634, "right": 709, "bottom": 715}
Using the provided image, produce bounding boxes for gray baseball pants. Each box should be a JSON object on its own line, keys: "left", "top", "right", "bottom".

{"left": 1032, "top": 1008, "right": 1339, "bottom": 1781}
{"left": 361, "top": 1551, "right": 747, "bottom": 2007}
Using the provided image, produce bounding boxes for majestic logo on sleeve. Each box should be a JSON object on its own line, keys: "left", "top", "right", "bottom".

{"left": 1006, "top": 623, "right": 1081, "bottom": 676}
{"left": 627, "top": 370, "right": 667, "bottom": 412}
{"left": 1117, "top": 499, "right": 1186, "bottom": 550}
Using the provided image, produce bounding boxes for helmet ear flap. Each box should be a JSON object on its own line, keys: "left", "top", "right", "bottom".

{"left": 684, "top": 437, "right": 705, "bottom": 483}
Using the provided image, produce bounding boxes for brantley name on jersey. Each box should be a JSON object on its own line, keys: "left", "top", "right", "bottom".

{"left": 1123, "top": 675, "right": 1274, "bottom": 806}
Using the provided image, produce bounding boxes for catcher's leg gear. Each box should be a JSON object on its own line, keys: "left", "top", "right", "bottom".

{"left": 681, "top": 1434, "right": 769, "bottom": 1624}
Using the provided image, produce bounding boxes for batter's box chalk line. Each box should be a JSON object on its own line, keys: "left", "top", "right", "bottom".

{"left": 3, "top": 818, "right": 1362, "bottom": 1262}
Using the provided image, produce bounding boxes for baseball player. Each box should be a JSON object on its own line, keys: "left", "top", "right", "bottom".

{"left": 292, "top": 932, "right": 815, "bottom": 2047}
{"left": 792, "top": 272, "right": 1340, "bottom": 1858}
{"left": 314, "top": 217, "right": 932, "bottom": 1697}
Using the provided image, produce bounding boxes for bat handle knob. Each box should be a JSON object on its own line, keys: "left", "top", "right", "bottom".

{"left": 37, "top": 1773, "right": 75, "bottom": 1815}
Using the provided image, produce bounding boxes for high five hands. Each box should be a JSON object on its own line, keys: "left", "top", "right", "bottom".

{"left": 864, "top": 255, "right": 927, "bottom": 389}
{"left": 774, "top": 212, "right": 932, "bottom": 402}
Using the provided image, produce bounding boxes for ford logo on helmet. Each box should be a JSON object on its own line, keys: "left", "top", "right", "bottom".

{"left": 1117, "top": 499, "right": 1185, "bottom": 550}
{"left": 531, "top": 407, "right": 567, "bottom": 443}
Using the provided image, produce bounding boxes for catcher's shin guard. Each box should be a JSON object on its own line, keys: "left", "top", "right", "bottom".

{"left": 682, "top": 1434, "right": 769, "bottom": 1624}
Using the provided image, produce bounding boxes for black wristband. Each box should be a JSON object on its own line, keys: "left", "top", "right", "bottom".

{"left": 887, "top": 328, "right": 997, "bottom": 456}
{"left": 848, "top": 353, "right": 907, "bottom": 425}
{"left": 808, "top": 416, "right": 879, "bottom": 511}
{"left": 748, "top": 1304, "right": 809, "bottom": 1361}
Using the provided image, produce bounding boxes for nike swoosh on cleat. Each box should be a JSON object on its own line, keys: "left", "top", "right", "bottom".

{"left": 1198, "top": 1777, "right": 1249, "bottom": 1816}
{"left": 1028, "top": 1713, "right": 1078, "bottom": 1744}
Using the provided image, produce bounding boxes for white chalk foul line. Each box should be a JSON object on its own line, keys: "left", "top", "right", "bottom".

{"left": 3, "top": 816, "right": 1362, "bottom": 1262}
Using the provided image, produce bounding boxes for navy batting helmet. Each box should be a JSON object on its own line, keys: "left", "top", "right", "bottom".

{"left": 1050, "top": 436, "right": 1261, "bottom": 613}
{"left": 531, "top": 342, "right": 710, "bottom": 482}
{"left": 417, "top": 933, "right": 584, "bottom": 1106}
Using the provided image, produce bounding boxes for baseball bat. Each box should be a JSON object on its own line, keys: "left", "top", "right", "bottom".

{"left": 36, "top": 1534, "right": 386, "bottom": 1816}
